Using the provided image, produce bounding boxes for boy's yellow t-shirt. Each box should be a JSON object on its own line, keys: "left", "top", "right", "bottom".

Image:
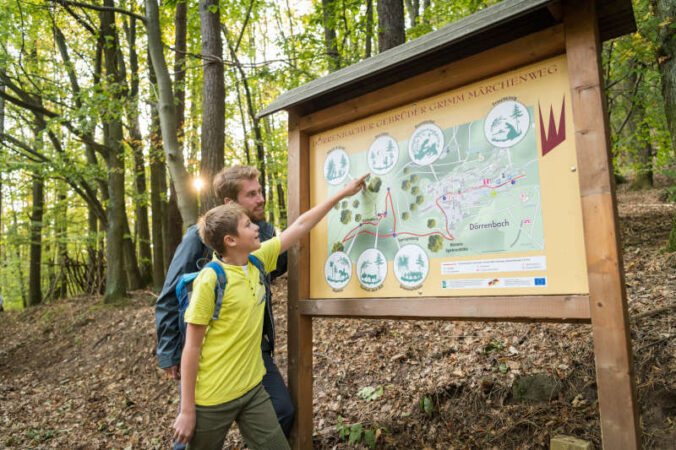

{"left": 184, "top": 237, "right": 280, "bottom": 406}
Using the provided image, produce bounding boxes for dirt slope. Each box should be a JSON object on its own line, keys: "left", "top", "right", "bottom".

{"left": 0, "top": 186, "right": 674, "bottom": 449}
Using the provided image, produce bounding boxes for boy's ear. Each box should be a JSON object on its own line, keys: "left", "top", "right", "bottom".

{"left": 223, "top": 234, "right": 237, "bottom": 249}
{"left": 223, "top": 197, "right": 233, "bottom": 205}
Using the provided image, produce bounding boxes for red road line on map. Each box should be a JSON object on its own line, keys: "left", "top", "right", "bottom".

{"left": 341, "top": 175, "right": 526, "bottom": 244}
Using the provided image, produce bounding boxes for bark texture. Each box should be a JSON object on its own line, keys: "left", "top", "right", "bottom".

{"left": 145, "top": 0, "right": 198, "bottom": 226}
{"left": 322, "top": 0, "right": 341, "bottom": 71}
{"left": 199, "top": 0, "right": 225, "bottom": 212}
{"left": 377, "top": 0, "right": 405, "bottom": 52}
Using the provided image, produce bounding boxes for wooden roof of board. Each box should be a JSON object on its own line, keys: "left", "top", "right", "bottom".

{"left": 258, "top": 0, "right": 634, "bottom": 118}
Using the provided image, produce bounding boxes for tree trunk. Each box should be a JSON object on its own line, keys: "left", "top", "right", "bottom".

{"left": 653, "top": 0, "right": 676, "bottom": 251}
{"left": 404, "top": 0, "right": 420, "bottom": 27}
{"left": 165, "top": 182, "right": 183, "bottom": 265}
{"left": 122, "top": 18, "right": 151, "bottom": 286}
{"left": 169, "top": 0, "right": 187, "bottom": 254}
{"left": 0, "top": 73, "right": 4, "bottom": 275}
{"left": 175, "top": 0, "right": 187, "bottom": 141}
{"left": 147, "top": 55, "right": 166, "bottom": 291}
{"left": 322, "top": 0, "right": 341, "bottom": 71}
{"left": 365, "top": 0, "right": 373, "bottom": 58}
{"left": 122, "top": 213, "right": 143, "bottom": 290}
{"left": 617, "top": 68, "right": 653, "bottom": 190}
{"left": 10, "top": 209, "right": 27, "bottom": 308}
{"left": 422, "top": 0, "right": 430, "bottom": 24}
{"left": 28, "top": 171, "right": 44, "bottom": 306}
{"left": 145, "top": 0, "right": 198, "bottom": 226}
{"left": 101, "top": 3, "right": 128, "bottom": 303}
{"left": 55, "top": 186, "right": 68, "bottom": 299}
{"left": 199, "top": 0, "right": 225, "bottom": 212}
{"left": 235, "top": 81, "right": 252, "bottom": 165}
{"left": 377, "top": 0, "right": 405, "bottom": 52}
{"left": 149, "top": 140, "right": 166, "bottom": 291}
{"left": 224, "top": 27, "right": 265, "bottom": 200}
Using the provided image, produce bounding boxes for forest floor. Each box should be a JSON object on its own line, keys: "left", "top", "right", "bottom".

{"left": 0, "top": 184, "right": 675, "bottom": 449}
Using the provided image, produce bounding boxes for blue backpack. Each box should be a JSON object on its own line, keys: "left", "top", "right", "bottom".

{"left": 176, "top": 255, "right": 268, "bottom": 344}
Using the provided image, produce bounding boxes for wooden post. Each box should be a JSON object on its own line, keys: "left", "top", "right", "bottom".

{"left": 287, "top": 111, "right": 314, "bottom": 449}
{"left": 563, "top": 0, "right": 640, "bottom": 448}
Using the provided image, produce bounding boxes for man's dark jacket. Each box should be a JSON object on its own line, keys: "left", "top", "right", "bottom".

{"left": 155, "top": 221, "right": 287, "bottom": 369}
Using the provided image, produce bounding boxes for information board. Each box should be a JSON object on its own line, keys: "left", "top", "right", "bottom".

{"left": 309, "top": 55, "right": 589, "bottom": 298}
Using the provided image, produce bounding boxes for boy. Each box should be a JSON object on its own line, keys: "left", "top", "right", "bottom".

{"left": 173, "top": 174, "right": 368, "bottom": 449}
{"left": 156, "top": 165, "right": 293, "bottom": 444}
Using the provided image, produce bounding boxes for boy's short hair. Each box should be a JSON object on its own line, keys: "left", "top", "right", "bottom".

{"left": 197, "top": 203, "right": 247, "bottom": 255}
{"left": 213, "top": 165, "right": 260, "bottom": 201}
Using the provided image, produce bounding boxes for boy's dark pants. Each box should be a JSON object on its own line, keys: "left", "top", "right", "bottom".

{"left": 188, "top": 383, "right": 289, "bottom": 450}
{"left": 174, "top": 352, "right": 294, "bottom": 449}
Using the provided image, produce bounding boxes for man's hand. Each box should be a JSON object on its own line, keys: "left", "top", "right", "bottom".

{"left": 164, "top": 365, "right": 181, "bottom": 380}
{"left": 341, "top": 173, "right": 369, "bottom": 198}
{"left": 173, "top": 410, "right": 196, "bottom": 444}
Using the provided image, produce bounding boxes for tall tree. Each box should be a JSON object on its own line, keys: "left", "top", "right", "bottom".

{"left": 377, "top": 0, "right": 405, "bottom": 52}
{"left": 365, "top": 0, "right": 374, "bottom": 58}
{"left": 100, "top": 2, "right": 128, "bottom": 302}
{"left": 165, "top": 0, "right": 187, "bottom": 262}
{"left": 0, "top": 72, "right": 4, "bottom": 285}
{"left": 322, "top": 0, "right": 341, "bottom": 71}
{"left": 145, "top": 0, "right": 198, "bottom": 226}
{"left": 146, "top": 46, "right": 166, "bottom": 291}
{"left": 653, "top": 0, "right": 676, "bottom": 252}
{"left": 404, "top": 0, "right": 420, "bottom": 27}
{"left": 199, "top": 0, "right": 225, "bottom": 211}
{"left": 123, "top": 16, "right": 152, "bottom": 286}
{"left": 28, "top": 168, "right": 44, "bottom": 306}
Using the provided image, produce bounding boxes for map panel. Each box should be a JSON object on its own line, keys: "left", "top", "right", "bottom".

{"left": 327, "top": 101, "right": 543, "bottom": 272}
{"left": 309, "top": 55, "right": 590, "bottom": 298}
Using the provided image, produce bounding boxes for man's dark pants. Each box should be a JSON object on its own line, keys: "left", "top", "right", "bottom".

{"left": 174, "top": 352, "right": 294, "bottom": 449}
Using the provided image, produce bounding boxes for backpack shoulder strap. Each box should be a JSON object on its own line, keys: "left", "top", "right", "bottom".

{"left": 248, "top": 255, "right": 269, "bottom": 305}
{"left": 204, "top": 261, "right": 227, "bottom": 320}
{"left": 248, "top": 255, "right": 266, "bottom": 280}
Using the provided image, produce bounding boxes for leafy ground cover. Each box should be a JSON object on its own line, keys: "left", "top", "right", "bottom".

{"left": 0, "top": 185, "right": 674, "bottom": 449}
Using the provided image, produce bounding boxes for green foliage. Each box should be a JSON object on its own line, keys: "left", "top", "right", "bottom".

{"left": 420, "top": 395, "right": 434, "bottom": 417}
{"left": 1, "top": 0, "right": 672, "bottom": 308}
{"left": 335, "top": 416, "right": 386, "bottom": 449}
{"left": 603, "top": 0, "right": 671, "bottom": 181}
{"left": 427, "top": 218, "right": 436, "bottom": 228}
{"left": 483, "top": 340, "right": 505, "bottom": 354}
{"left": 331, "top": 241, "right": 344, "bottom": 253}
{"left": 357, "top": 385, "right": 383, "bottom": 402}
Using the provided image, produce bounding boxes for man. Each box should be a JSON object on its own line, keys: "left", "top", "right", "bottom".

{"left": 155, "top": 165, "right": 293, "bottom": 448}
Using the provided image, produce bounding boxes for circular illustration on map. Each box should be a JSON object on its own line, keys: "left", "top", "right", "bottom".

{"left": 356, "top": 248, "right": 388, "bottom": 289}
{"left": 368, "top": 134, "right": 399, "bottom": 175}
{"left": 323, "top": 147, "right": 350, "bottom": 185}
{"left": 408, "top": 122, "right": 444, "bottom": 166}
{"left": 324, "top": 251, "right": 352, "bottom": 290}
{"left": 393, "top": 245, "right": 429, "bottom": 289}
{"left": 484, "top": 100, "right": 530, "bottom": 148}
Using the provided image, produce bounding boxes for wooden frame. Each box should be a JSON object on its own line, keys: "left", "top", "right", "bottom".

{"left": 282, "top": 1, "right": 639, "bottom": 448}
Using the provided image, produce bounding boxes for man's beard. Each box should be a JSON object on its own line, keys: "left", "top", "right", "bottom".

{"left": 249, "top": 208, "right": 265, "bottom": 222}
